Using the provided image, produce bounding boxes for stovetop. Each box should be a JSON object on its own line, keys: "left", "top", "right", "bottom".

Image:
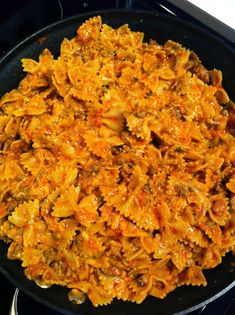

{"left": 0, "top": 1, "right": 235, "bottom": 315}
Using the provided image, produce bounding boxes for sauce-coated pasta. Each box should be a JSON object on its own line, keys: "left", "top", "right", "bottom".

{"left": 0, "top": 16, "right": 234, "bottom": 306}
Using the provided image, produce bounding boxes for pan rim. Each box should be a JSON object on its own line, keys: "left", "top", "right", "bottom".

{"left": 1, "top": 261, "right": 235, "bottom": 315}
{"left": 0, "top": 8, "right": 234, "bottom": 67}
{"left": 0, "top": 9, "right": 234, "bottom": 315}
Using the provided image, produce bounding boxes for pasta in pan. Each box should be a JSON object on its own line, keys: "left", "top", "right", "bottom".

{"left": 0, "top": 16, "right": 235, "bottom": 306}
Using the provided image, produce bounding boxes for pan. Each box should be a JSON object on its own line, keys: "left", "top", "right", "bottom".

{"left": 0, "top": 10, "right": 235, "bottom": 315}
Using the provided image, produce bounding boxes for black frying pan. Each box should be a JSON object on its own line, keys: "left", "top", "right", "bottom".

{"left": 0, "top": 10, "right": 235, "bottom": 315}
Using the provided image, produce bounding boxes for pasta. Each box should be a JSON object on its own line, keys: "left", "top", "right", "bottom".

{"left": 0, "top": 16, "right": 235, "bottom": 307}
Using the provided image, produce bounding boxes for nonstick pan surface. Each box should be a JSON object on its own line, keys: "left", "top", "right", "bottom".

{"left": 0, "top": 10, "right": 235, "bottom": 315}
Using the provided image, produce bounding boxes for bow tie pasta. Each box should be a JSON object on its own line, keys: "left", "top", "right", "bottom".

{"left": 0, "top": 16, "right": 234, "bottom": 307}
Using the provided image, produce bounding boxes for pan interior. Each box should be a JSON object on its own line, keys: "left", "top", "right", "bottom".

{"left": 0, "top": 10, "right": 235, "bottom": 315}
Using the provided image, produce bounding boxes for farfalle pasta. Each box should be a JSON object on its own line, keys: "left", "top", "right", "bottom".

{"left": 0, "top": 16, "right": 235, "bottom": 307}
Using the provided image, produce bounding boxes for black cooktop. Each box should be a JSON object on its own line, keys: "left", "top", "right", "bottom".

{"left": 0, "top": 1, "right": 234, "bottom": 315}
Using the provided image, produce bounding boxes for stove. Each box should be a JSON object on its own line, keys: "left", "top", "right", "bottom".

{"left": 0, "top": 1, "right": 235, "bottom": 315}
